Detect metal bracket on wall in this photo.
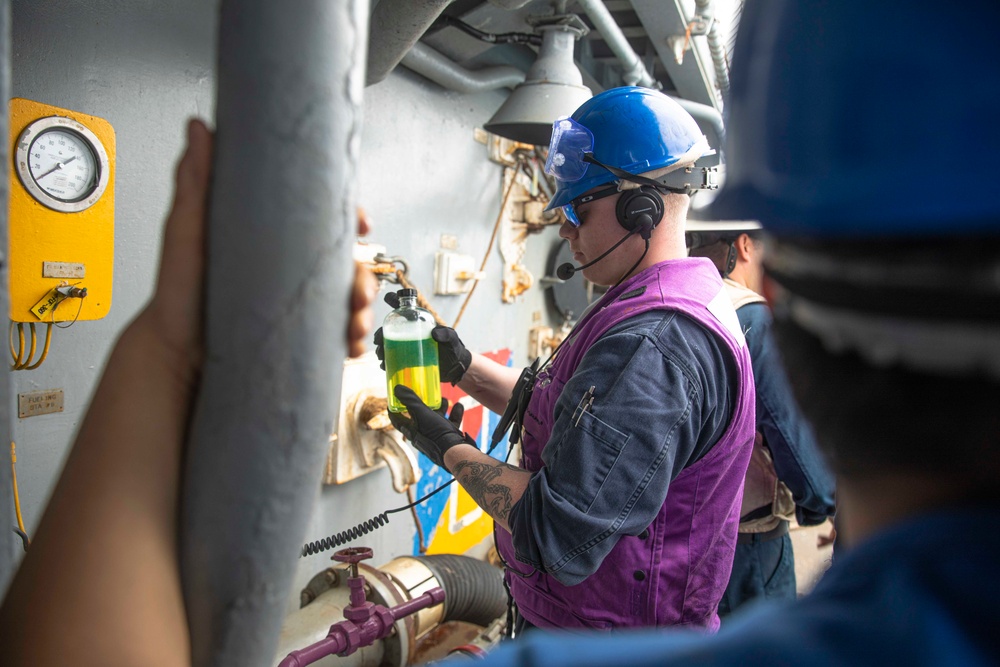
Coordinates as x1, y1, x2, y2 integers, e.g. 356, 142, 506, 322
325, 353, 420, 493
498, 169, 540, 304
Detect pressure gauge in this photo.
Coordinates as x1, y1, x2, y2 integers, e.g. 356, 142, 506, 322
15, 116, 111, 213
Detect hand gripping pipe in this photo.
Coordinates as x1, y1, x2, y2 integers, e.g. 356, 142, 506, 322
278, 548, 446, 667
179, 2, 368, 666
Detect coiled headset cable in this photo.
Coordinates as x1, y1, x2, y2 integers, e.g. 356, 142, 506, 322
301, 478, 456, 557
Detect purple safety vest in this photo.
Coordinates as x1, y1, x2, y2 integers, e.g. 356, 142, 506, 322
495, 258, 756, 631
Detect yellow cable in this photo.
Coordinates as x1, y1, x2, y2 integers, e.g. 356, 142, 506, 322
8, 321, 18, 367
11, 442, 28, 545
21, 322, 38, 370
8, 320, 54, 371
23, 323, 52, 371
11, 322, 27, 370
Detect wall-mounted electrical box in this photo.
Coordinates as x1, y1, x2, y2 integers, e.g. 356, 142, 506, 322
434, 251, 478, 296
9, 98, 116, 322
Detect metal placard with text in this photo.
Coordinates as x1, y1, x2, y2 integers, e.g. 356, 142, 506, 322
18, 389, 64, 418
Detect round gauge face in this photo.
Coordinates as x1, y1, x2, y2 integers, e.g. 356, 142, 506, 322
14, 116, 110, 213
27, 129, 99, 203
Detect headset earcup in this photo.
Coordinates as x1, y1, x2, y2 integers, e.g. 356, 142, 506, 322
616, 187, 664, 234
725, 242, 738, 276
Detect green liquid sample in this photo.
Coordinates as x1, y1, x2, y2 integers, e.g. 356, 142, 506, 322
384, 336, 441, 413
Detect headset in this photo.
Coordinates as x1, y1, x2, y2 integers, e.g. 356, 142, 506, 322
686, 229, 761, 278
615, 185, 664, 237
556, 184, 666, 281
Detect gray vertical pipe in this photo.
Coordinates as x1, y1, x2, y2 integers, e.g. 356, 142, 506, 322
180, 2, 369, 666
0, 0, 14, 599
576, 0, 656, 88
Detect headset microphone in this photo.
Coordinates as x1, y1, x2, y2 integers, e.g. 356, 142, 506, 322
556, 228, 639, 280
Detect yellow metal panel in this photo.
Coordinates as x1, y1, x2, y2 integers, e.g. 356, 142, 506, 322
425, 488, 496, 556
8, 98, 115, 322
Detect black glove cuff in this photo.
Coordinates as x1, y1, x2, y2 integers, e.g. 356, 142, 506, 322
443, 348, 472, 385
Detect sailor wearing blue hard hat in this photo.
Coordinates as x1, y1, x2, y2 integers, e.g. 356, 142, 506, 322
386, 84, 760, 634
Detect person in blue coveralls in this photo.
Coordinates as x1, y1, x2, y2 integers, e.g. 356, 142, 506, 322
464, 0, 1000, 664
686, 219, 836, 615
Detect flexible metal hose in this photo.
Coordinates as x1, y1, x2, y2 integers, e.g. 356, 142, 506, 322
414, 555, 507, 627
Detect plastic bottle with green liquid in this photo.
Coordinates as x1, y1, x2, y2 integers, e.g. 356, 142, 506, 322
383, 288, 442, 413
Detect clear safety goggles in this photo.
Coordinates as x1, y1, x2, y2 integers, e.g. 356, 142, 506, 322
545, 116, 612, 226
545, 116, 595, 183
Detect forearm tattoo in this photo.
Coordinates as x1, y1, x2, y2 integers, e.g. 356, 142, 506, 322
452, 460, 520, 523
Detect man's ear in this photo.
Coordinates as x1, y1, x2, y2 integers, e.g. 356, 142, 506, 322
736, 233, 755, 262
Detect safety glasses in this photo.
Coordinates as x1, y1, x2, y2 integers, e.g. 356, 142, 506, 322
561, 185, 620, 226
545, 116, 595, 183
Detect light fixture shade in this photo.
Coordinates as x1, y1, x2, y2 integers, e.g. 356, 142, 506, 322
485, 80, 593, 145
484, 21, 592, 145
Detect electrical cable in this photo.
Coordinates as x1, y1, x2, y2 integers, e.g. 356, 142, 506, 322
16, 323, 25, 368
7, 322, 15, 364
22, 323, 38, 370
11, 322, 27, 371
13, 322, 38, 371
23, 323, 53, 371
9, 321, 54, 371
614, 238, 650, 291
453, 162, 523, 329
11, 442, 29, 549
8, 321, 24, 369
407, 485, 427, 554
434, 14, 542, 46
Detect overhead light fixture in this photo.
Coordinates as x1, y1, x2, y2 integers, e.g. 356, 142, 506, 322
484, 14, 592, 146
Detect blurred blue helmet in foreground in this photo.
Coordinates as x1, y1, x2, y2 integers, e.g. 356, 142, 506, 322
713, 0, 1000, 379
545, 87, 712, 211
708, 0, 1000, 238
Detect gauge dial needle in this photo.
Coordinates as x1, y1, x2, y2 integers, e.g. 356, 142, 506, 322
36, 155, 78, 181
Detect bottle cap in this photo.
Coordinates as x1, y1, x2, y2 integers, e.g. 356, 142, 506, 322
396, 288, 417, 298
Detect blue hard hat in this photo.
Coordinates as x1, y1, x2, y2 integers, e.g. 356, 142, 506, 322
545, 87, 710, 210
708, 0, 1000, 238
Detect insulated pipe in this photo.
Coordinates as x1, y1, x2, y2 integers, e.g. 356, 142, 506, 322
401, 42, 526, 93
0, 0, 13, 599
695, 0, 730, 96
179, 2, 368, 666
367, 0, 456, 86
575, 0, 656, 88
